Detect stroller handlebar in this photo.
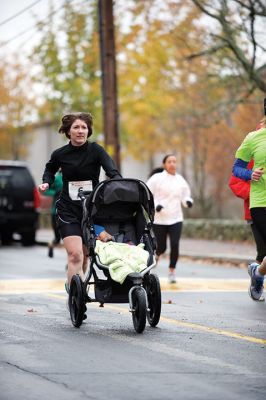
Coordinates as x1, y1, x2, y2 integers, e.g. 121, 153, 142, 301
78, 188, 92, 201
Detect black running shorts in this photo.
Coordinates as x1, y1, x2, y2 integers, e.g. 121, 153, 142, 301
56, 199, 83, 239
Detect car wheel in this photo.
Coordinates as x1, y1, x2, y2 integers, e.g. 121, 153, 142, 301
21, 230, 36, 246
1, 230, 13, 245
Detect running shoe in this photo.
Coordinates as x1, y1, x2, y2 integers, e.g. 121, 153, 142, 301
168, 272, 176, 284
248, 263, 264, 300
258, 294, 265, 302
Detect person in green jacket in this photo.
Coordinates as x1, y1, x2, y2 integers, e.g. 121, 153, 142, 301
43, 170, 63, 257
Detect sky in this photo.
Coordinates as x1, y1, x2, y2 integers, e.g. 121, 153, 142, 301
0, 0, 71, 61
1, 1, 265, 73
0, 0, 130, 64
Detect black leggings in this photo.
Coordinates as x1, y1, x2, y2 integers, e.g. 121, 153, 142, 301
153, 222, 183, 269
250, 208, 266, 261
250, 221, 266, 262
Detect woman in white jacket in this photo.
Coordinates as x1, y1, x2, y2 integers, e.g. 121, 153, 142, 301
147, 154, 193, 283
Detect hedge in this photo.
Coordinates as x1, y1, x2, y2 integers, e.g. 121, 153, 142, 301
182, 219, 253, 242
39, 211, 253, 242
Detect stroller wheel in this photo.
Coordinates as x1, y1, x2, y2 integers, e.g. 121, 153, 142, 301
131, 287, 146, 333
69, 275, 85, 328
145, 273, 161, 327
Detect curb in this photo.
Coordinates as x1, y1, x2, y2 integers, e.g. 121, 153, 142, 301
180, 253, 253, 266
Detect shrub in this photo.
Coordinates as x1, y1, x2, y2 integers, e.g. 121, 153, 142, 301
182, 219, 253, 242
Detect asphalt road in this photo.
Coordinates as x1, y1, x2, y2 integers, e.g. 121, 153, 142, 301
0, 244, 265, 400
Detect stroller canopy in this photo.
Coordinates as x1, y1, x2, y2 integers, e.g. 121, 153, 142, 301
86, 178, 155, 222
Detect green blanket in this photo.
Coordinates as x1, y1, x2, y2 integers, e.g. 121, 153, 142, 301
95, 241, 149, 284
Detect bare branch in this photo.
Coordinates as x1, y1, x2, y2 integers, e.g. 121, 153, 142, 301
257, 42, 266, 52
190, 0, 221, 20
186, 43, 227, 60
233, 0, 266, 16
257, 63, 266, 73
189, 0, 266, 93
249, 2, 256, 70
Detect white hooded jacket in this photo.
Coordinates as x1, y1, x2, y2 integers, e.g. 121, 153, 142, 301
147, 170, 193, 225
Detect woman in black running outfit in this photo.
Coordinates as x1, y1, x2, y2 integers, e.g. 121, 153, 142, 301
38, 113, 121, 288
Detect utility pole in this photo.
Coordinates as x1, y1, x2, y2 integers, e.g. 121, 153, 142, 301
98, 0, 120, 170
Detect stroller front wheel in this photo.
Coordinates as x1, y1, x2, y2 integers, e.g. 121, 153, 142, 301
69, 274, 86, 328
145, 273, 161, 327
131, 287, 146, 333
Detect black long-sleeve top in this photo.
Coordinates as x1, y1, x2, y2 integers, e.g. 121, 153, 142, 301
42, 140, 121, 204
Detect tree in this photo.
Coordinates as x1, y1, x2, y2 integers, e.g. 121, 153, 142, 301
115, 1, 198, 162
114, 0, 265, 216
31, 1, 102, 134
20, 0, 265, 217
189, 0, 266, 95
0, 60, 36, 159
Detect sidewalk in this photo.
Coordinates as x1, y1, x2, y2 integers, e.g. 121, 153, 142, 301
36, 229, 257, 265
180, 238, 256, 264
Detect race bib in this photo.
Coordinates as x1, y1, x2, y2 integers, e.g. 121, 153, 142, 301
68, 180, 93, 201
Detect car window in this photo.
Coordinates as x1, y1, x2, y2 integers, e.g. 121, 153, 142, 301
0, 167, 34, 191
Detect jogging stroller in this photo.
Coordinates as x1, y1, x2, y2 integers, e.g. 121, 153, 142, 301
68, 178, 161, 333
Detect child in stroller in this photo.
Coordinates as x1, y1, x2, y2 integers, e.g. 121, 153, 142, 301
94, 224, 113, 242
68, 178, 162, 333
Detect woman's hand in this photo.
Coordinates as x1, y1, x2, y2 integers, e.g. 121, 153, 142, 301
38, 183, 49, 192
251, 167, 264, 181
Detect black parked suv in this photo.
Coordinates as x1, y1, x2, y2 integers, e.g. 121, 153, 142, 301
0, 160, 40, 246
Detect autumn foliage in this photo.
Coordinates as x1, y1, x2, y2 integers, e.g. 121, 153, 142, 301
0, 0, 265, 217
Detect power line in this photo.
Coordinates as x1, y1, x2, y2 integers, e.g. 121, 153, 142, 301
0, 2, 66, 48
0, 0, 88, 49
0, 0, 43, 27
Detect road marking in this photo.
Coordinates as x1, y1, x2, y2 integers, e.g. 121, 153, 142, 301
160, 277, 249, 292
43, 293, 266, 346
160, 315, 266, 345
0, 279, 66, 294
0, 277, 249, 294
102, 304, 266, 345
2, 278, 264, 344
